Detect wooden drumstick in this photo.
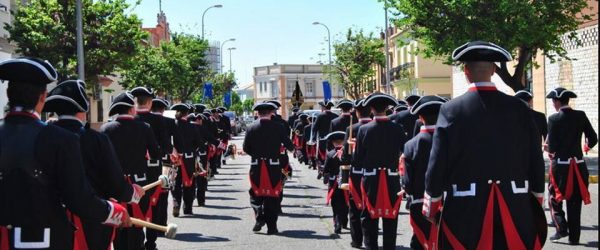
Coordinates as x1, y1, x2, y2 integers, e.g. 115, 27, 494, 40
130, 218, 177, 239
142, 175, 169, 191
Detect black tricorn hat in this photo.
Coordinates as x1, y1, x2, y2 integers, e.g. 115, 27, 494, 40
394, 104, 408, 112
203, 111, 212, 117
514, 90, 534, 102
217, 106, 227, 113
335, 99, 354, 110
266, 100, 281, 108
194, 104, 207, 113
546, 87, 577, 99
318, 100, 334, 108
324, 131, 346, 141
108, 92, 135, 116
186, 113, 198, 122
452, 41, 513, 62
170, 103, 191, 113
410, 95, 447, 116
397, 99, 408, 106
298, 113, 308, 120
364, 92, 398, 109
130, 86, 155, 98
43, 80, 89, 113
404, 95, 421, 106
253, 102, 278, 111
292, 107, 300, 112
152, 98, 170, 110
197, 113, 209, 121
0, 57, 58, 85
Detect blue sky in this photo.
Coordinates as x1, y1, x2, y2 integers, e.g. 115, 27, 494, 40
127, 0, 387, 86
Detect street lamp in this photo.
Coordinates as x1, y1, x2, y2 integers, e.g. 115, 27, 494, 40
76, 0, 84, 80
312, 22, 331, 66
220, 38, 236, 73
201, 4, 223, 39
227, 47, 236, 73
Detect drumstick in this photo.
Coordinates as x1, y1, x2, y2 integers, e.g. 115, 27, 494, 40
142, 175, 169, 191
130, 218, 177, 239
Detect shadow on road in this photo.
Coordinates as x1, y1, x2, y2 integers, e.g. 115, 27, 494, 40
174, 233, 230, 243
208, 184, 232, 187
551, 241, 598, 248
283, 193, 321, 199
276, 230, 337, 240
203, 204, 249, 210
186, 214, 242, 221
284, 185, 319, 190
281, 212, 324, 219
208, 189, 243, 193
214, 178, 243, 181
206, 196, 237, 201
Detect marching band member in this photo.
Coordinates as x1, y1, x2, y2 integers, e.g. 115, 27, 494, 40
546, 87, 597, 245
391, 95, 420, 139
424, 41, 546, 249
515, 90, 548, 142
311, 100, 338, 179
323, 131, 350, 234
101, 92, 161, 249
330, 99, 354, 132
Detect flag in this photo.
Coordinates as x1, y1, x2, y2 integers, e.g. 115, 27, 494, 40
322, 80, 332, 102
291, 81, 304, 107
223, 91, 232, 108
203, 82, 213, 100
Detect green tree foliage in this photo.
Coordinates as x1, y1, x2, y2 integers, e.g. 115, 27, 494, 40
190, 72, 237, 107
385, 0, 594, 91
6, 0, 144, 87
121, 33, 210, 102
242, 98, 254, 113
330, 28, 385, 99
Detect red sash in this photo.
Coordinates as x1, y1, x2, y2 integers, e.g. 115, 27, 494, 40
410, 213, 438, 250
348, 176, 363, 209
179, 158, 194, 188
476, 183, 528, 250
361, 169, 402, 219
249, 160, 283, 197
325, 180, 350, 206
66, 210, 89, 250
550, 158, 591, 204
122, 177, 151, 224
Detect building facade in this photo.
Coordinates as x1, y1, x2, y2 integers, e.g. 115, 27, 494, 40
253, 64, 344, 117
377, 27, 453, 100
0, 0, 18, 117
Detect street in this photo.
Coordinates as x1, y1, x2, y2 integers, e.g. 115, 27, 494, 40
156, 134, 599, 250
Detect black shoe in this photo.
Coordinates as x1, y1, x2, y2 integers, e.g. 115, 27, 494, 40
197, 200, 205, 207
252, 221, 265, 232
183, 207, 193, 215
550, 232, 568, 242
568, 241, 579, 245
172, 207, 180, 217
342, 224, 349, 230
350, 242, 362, 249
334, 224, 342, 234
222, 160, 226, 165
267, 228, 279, 235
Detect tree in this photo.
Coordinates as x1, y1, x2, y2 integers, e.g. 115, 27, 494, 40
330, 28, 385, 99
192, 72, 237, 107
242, 98, 254, 113
121, 33, 210, 102
6, 0, 145, 88
385, 0, 594, 91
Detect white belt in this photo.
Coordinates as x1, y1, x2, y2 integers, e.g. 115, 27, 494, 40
184, 153, 194, 159
133, 174, 147, 182
251, 158, 280, 166
511, 180, 529, 194
328, 175, 337, 181
14, 227, 50, 249
452, 183, 476, 197
147, 160, 160, 167
198, 151, 207, 156
351, 167, 364, 174
410, 196, 424, 204
557, 157, 584, 164
161, 154, 169, 161
362, 168, 398, 176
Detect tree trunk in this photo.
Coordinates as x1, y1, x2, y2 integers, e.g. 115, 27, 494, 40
494, 46, 533, 92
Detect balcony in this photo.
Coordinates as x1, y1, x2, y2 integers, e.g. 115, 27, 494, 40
390, 62, 415, 82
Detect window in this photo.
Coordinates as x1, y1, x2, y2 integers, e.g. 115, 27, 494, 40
305, 80, 314, 97
286, 80, 295, 96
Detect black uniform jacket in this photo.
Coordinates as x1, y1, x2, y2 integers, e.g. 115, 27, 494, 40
354, 117, 407, 218
54, 118, 133, 202
425, 88, 546, 249
288, 113, 298, 129
402, 128, 433, 200
100, 116, 160, 183
330, 114, 352, 133
311, 111, 338, 141
547, 107, 597, 160
391, 110, 418, 139
531, 109, 548, 141
1, 114, 109, 242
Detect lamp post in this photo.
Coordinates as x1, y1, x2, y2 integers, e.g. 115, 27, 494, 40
76, 0, 84, 80
312, 22, 331, 66
201, 4, 222, 39
384, 5, 391, 94
227, 47, 236, 73
220, 38, 235, 73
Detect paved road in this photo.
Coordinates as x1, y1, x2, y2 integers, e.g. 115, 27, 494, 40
157, 135, 598, 249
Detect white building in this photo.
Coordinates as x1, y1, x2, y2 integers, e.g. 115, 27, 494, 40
253, 64, 344, 118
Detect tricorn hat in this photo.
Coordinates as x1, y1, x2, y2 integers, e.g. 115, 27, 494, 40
336, 99, 354, 110
318, 100, 334, 109
404, 95, 421, 106
43, 80, 89, 114
130, 86, 155, 98
514, 90, 534, 102
194, 104, 207, 113
546, 87, 577, 99
364, 92, 398, 109
0, 57, 58, 85
152, 98, 170, 110
253, 102, 278, 111
323, 131, 346, 141
266, 100, 281, 108
108, 92, 135, 116
394, 104, 408, 112
170, 103, 191, 113
452, 41, 513, 62
410, 95, 447, 116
